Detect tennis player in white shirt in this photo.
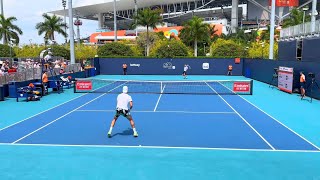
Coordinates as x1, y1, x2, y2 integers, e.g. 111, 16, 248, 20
108, 86, 138, 137
183, 64, 189, 79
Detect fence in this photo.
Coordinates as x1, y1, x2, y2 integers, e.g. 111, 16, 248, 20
280, 19, 320, 38
0, 63, 81, 85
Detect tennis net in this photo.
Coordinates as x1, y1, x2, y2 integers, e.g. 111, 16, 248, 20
74, 79, 253, 95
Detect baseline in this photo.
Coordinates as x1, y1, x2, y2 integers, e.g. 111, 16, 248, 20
0, 143, 319, 153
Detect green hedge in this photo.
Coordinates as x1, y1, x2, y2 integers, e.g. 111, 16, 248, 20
211, 39, 247, 58
97, 42, 133, 56
150, 40, 189, 58
0, 44, 15, 57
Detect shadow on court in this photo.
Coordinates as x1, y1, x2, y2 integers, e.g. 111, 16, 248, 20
110, 128, 133, 138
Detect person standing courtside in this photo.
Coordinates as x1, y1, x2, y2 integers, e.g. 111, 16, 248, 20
42, 70, 48, 95
227, 65, 233, 76
122, 63, 127, 75
300, 71, 306, 99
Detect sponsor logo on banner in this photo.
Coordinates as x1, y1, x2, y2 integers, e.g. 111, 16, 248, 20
163, 62, 175, 69
233, 82, 250, 92
279, 66, 293, 72
202, 63, 209, 70
130, 64, 140, 67
76, 81, 92, 90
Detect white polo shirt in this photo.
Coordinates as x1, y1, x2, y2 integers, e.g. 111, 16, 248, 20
116, 93, 132, 110
184, 66, 188, 71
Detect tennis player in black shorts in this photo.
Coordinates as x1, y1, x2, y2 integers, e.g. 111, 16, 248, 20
182, 64, 188, 79
107, 86, 138, 137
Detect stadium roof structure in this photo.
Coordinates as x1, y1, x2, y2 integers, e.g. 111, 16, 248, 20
51, 0, 195, 19
49, 0, 246, 30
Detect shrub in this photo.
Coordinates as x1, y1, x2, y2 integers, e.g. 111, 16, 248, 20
210, 39, 247, 58
97, 42, 133, 56
14, 45, 43, 58
150, 39, 189, 58
248, 42, 278, 59
75, 45, 97, 60
40, 45, 70, 59
129, 45, 143, 56
0, 44, 15, 57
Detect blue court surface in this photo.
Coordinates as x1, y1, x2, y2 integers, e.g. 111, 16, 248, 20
0, 75, 320, 180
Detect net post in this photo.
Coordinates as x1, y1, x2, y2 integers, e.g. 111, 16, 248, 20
74, 79, 77, 93
250, 80, 253, 95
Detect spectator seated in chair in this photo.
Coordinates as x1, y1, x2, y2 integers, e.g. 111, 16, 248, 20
17, 83, 41, 101
60, 76, 74, 88
27, 83, 41, 101
67, 76, 75, 83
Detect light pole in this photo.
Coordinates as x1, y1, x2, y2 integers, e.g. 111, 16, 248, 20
113, 0, 117, 42
0, 0, 3, 15
9, 39, 16, 65
302, 6, 309, 34
268, 0, 275, 60
311, 0, 317, 32
62, 0, 67, 44
68, 0, 75, 64
134, 0, 138, 37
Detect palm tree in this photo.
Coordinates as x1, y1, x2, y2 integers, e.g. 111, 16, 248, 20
0, 15, 23, 44
282, 8, 311, 28
133, 8, 163, 56
35, 13, 67, 43
209, 25, 218, 42
179, 16, 210, 57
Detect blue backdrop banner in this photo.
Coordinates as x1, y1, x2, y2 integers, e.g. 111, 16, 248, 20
99, 58, 243, 76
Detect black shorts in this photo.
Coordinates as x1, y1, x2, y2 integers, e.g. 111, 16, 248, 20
114, 108, 132, 119
183, 71, 187, 75
300, 82, 306, 88
123, 68, 127, 72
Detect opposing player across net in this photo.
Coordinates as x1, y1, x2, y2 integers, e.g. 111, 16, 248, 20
74, 79, 253, 95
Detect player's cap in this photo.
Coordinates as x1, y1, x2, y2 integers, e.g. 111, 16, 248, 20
123, 86, 128, 93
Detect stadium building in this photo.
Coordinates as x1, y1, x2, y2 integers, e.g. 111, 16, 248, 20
50, 0, 317, 44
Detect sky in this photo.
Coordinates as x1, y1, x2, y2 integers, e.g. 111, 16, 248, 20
3, 0, 107, 45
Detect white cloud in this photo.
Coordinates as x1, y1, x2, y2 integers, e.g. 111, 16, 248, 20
2, 0, 97, 45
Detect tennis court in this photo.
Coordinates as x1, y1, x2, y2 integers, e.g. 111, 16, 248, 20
0, 75, 320, 179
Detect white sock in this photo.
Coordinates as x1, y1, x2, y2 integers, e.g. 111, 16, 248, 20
108, 127, 113, 133
133, 128, 137, 133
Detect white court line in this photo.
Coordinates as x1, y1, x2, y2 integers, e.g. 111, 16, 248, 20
75, 109, 236, 114
154, 85, 166, 112
11, 82, 128, 144
0, 143, 319, 153
0, 94, 88, 132
205, 82, 276, 150
0, 81, 118, 133
218, 82, 320, 151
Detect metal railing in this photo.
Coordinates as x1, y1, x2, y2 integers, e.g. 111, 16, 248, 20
280, 19, 320, 38
0, 63, 81, 85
